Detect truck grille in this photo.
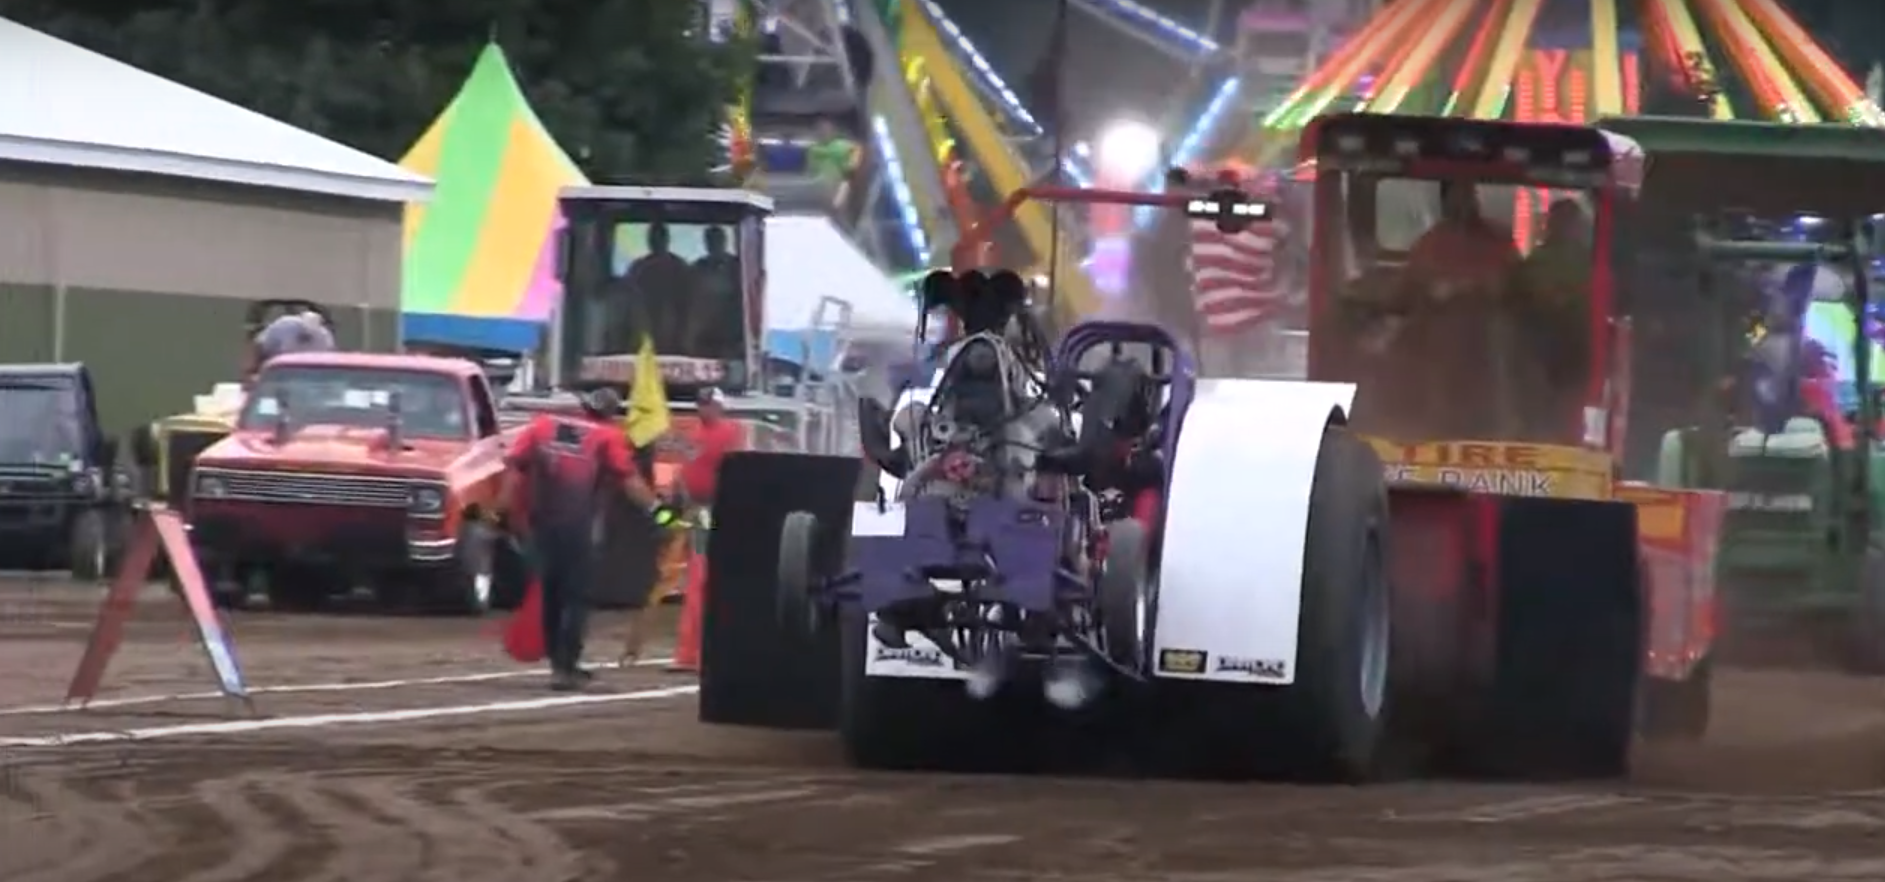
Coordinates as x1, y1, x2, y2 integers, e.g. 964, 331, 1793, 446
162, 429, 228, 503
0, 469, 64, 499
194, 468, 417, 509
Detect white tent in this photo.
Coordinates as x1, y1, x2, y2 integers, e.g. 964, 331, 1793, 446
765, 214, 916, 334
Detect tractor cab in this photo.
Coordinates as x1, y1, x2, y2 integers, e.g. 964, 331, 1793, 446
1596, 116, 1885, 657
1305, 114, 1643, 498
551, 185, 773, 396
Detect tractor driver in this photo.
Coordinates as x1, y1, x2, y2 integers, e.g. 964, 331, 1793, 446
1513, 198, 1595, 438
1402, 180, 1521, 303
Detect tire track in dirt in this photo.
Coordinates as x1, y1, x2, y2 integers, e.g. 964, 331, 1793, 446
1, 759, 163, 882
1, 744, 590, 882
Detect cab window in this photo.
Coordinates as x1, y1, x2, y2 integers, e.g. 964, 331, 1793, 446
594, 220, 746, 363
1317, 172, 1595, 443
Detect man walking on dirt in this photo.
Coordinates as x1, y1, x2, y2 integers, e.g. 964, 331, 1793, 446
501, 388, 680, 690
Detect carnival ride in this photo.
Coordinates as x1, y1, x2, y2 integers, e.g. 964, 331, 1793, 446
747, 0, 1309, 325
1244, 0, 1881, 159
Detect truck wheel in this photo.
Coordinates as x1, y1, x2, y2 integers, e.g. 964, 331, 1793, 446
776, 511, 821, 631
1638, 655, 1713, 741
67, 509, 111, 582
426, 522, 496, 616
488, 535, 530, 611
1847, 548, 1885, 674
1097, 518, 1150, 672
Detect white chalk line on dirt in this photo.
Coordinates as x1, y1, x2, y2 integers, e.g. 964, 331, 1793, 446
0, 683, 701, 748
0, 656, 678, 716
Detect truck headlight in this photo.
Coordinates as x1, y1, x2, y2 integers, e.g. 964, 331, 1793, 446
196, 474, 228, 498
70, 472, 96, 496
409, 485, 445, 515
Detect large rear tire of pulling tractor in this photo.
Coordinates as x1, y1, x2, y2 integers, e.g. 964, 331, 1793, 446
1150, 427, 1397, 782
1274, 427, 1398, 781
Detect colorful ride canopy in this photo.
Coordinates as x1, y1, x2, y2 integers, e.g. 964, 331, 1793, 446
399, 42, 588, 353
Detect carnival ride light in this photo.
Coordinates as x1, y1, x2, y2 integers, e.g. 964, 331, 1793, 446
1692, 0, 1818, 122
873, 115, 933, 265
918, 0, 1042, 134
1470, 0, 1544, 120
1590, 0, 1625, 115
1442, 0, 1512, 116
1361, 1, 1477, 114
1082, 0, 1220, 58
1740, 0, 1885, 125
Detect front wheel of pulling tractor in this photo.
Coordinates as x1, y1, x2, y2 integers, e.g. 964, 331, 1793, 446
776, 510, 826, 632
1096, 518, 1152, 674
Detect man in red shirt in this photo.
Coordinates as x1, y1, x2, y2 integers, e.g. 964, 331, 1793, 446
1394, 181, 1523, 435
501, 388, 678, 690
680, 387, 747, 507
1403, 181, 1520, 304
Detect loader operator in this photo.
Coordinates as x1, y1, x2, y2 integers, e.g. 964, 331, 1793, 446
500, 388, 681, 691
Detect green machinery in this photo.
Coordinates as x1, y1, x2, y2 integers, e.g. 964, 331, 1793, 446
1599, 116, 1885, 670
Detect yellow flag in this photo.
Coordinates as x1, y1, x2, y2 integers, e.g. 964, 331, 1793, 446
625, 335, 671, 447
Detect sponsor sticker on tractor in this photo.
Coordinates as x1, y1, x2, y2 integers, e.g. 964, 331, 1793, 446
874, 646, 946, 668
1368, 439, 1613, 500
1157, 648, 1206, 674
1214, 656, 1289, 680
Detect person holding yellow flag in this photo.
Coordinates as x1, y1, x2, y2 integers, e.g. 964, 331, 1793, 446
618, 335, 679, 664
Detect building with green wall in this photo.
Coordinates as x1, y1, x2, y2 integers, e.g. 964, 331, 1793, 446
0, 18, 434, 439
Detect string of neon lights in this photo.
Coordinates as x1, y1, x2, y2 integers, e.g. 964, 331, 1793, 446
871, 114, 933, 264
1691, 0, 1808, 121
1082, 0, 1220, 57
1360, 0, 1464, 112
1471, 0, 1545, 119
1589, 0, 1625, 115
916, 0, 1042, 134
1258, 0, 1410, 130
1442, 0, 1514, 115
1739, 0, 1885, 125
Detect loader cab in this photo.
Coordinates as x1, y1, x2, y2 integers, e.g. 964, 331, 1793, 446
551, 186, 773, 394
1304, 114, 1641, 460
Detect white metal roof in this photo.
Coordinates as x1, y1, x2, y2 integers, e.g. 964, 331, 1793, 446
0, 17, 432, 203
562, 184, 774, 211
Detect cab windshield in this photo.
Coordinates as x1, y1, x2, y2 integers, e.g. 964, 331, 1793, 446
240, 366, 471, 439
579, 220, 746, 363
1316, 172, 1598, 442
0, 380, 84, 463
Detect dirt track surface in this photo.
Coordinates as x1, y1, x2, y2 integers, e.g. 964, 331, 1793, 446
6, 580, 1885, 881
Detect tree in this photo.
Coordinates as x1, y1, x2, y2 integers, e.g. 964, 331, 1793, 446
0, 0, 752, 181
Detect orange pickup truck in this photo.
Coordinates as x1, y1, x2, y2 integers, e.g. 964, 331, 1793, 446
187, 352, 520, 613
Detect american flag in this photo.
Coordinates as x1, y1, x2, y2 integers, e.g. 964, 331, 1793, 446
1189, 214, 1284, 334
